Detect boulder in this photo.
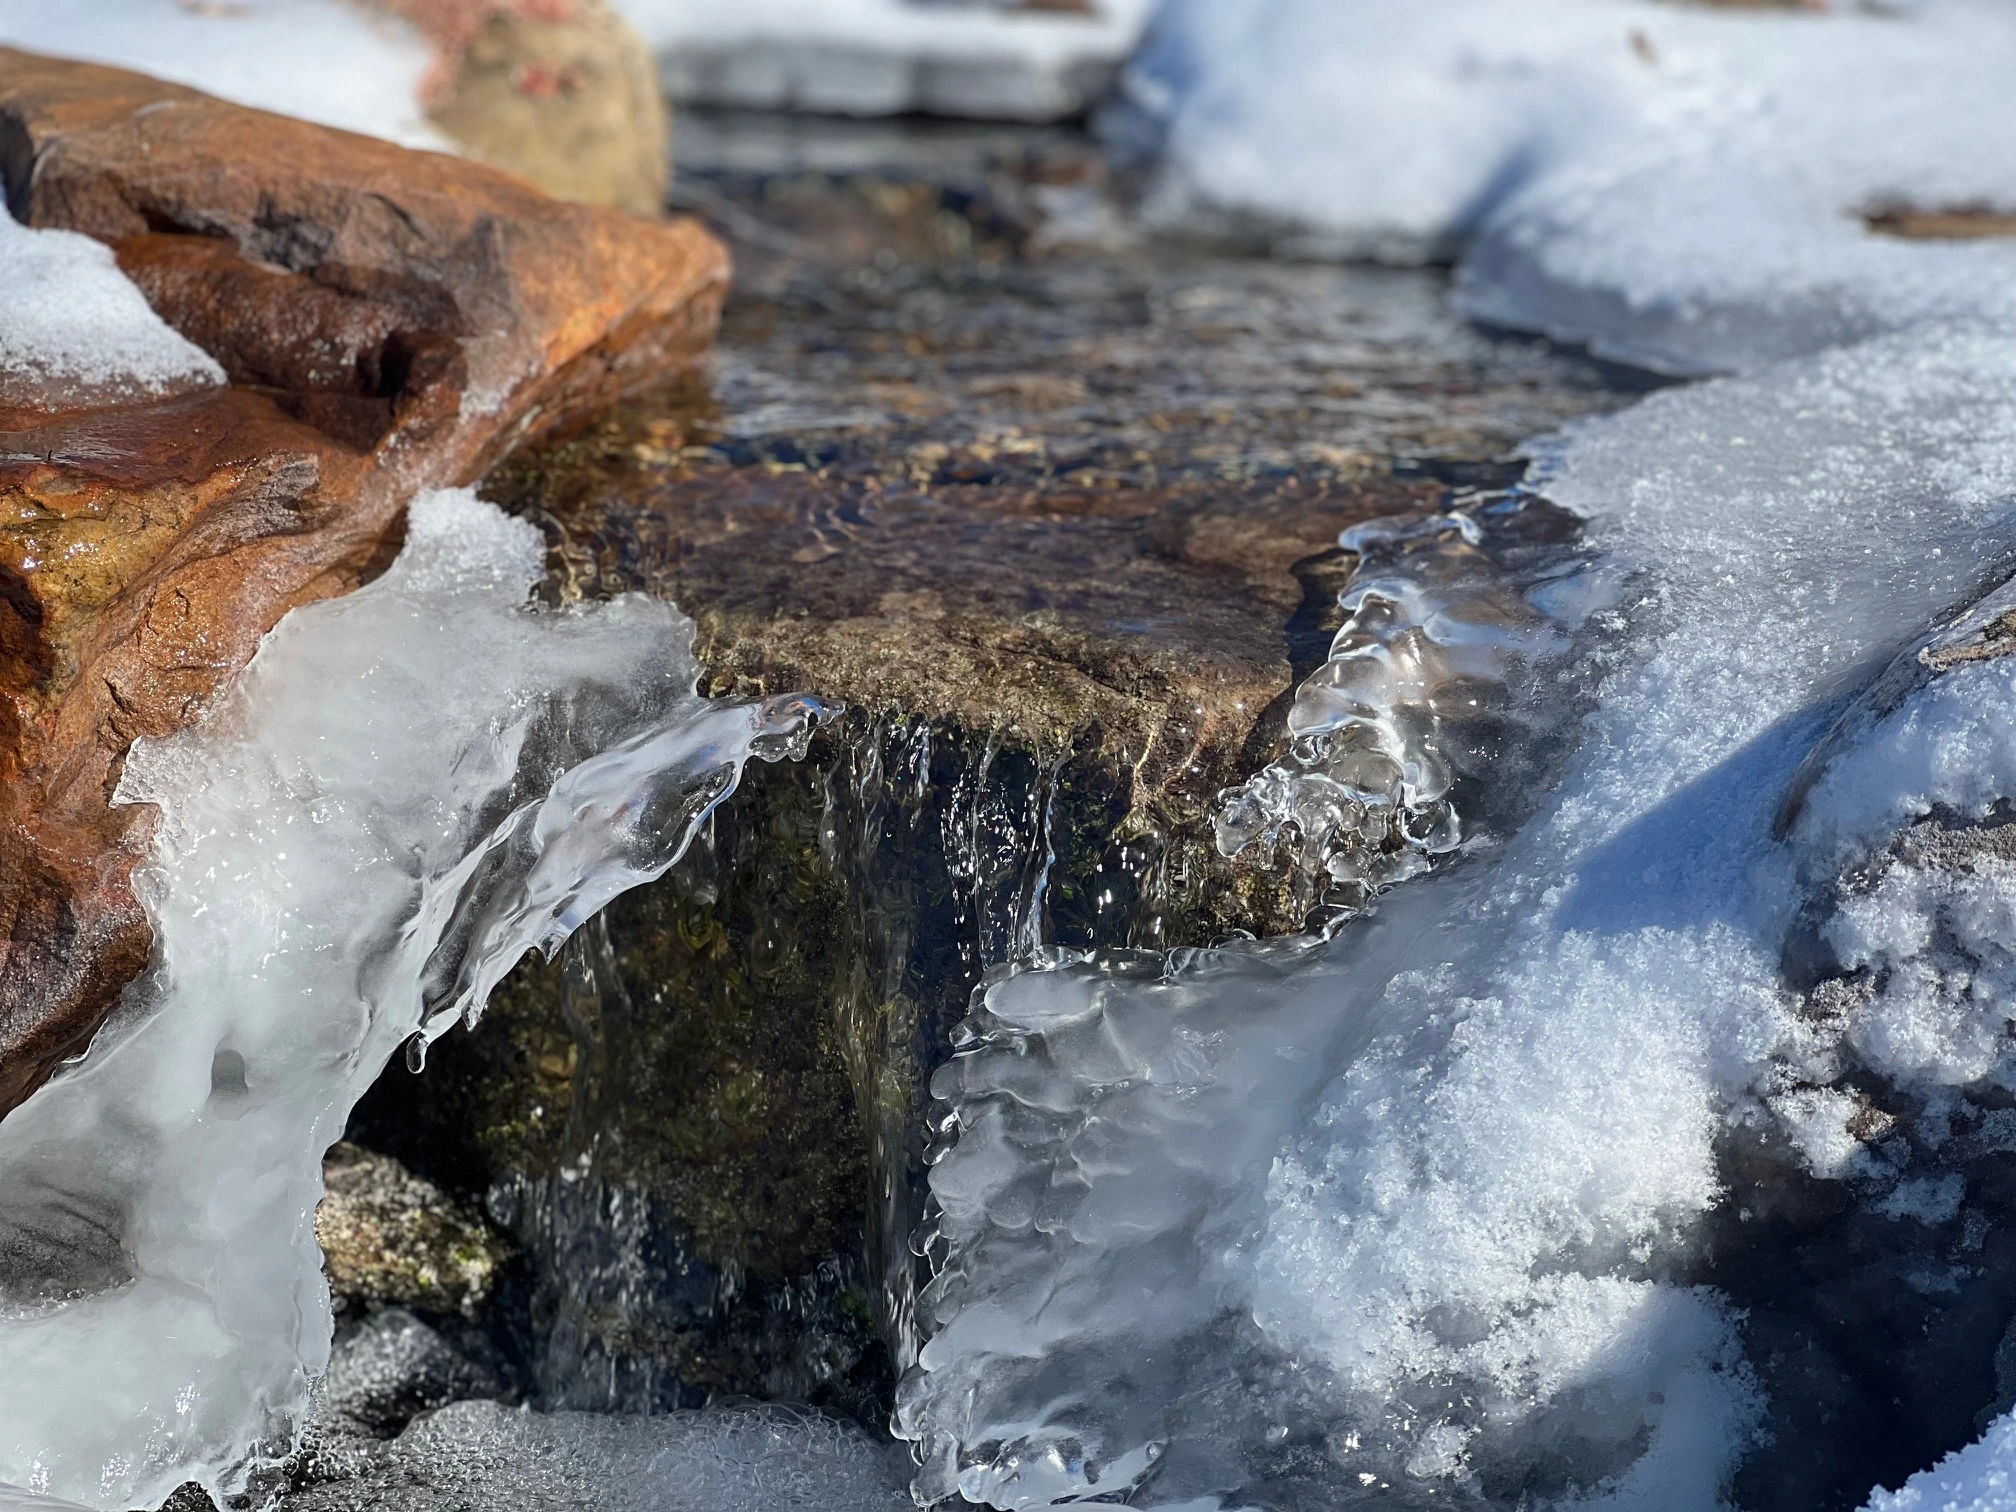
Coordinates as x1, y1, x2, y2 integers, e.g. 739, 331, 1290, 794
0, 49, 730, 1118
372, 0, 671, 215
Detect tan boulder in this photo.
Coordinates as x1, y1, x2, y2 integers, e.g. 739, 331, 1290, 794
372, 0, 671, 216
0, 48, 730, 1118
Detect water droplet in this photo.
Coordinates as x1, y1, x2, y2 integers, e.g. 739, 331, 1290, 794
405, 1033, 428, 1074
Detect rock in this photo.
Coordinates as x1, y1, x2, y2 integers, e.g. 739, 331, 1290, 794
0, 48, 730, 1118
348, 115, 1629, 1413
373, 0, 671, 215
317, 1144, 512, 1318
1865, 201, 2016, 240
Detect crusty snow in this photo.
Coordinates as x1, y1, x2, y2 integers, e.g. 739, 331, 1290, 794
1128, 0, 2016, 373
0, 202, 223, 410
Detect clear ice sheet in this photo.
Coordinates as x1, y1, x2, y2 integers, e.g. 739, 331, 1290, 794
1122, 0, 2016, 374
0, 491, 821, 1509
895, 326, 2016, 1509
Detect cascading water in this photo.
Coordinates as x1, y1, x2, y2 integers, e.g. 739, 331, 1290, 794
0, 490, 824, 1509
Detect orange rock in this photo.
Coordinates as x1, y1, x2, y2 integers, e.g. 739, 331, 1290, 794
0, 48, 730, 1117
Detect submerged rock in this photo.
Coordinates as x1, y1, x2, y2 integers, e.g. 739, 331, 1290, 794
0, 49, 729, 1118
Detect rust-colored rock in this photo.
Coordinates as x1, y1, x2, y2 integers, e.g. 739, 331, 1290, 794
0, 48, 730, 1118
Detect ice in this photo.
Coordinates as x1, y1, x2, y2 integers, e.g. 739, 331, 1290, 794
1212, 493, 1605, 922
282, 1397, 911, 1511
626, 0, 1156, 120
1122, 0, 2016, 373
896, 327, 2016, 1508
0, 490, 823, 1510
279, 1308, 911, 1511
0, 200, 223, 411
0, 0, 445, 148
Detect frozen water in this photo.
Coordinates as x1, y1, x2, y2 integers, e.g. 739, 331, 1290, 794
1213, 492, 1604, 921
0, 0, 445, 148
0, 490, 822, 1509
1122, 0, 2016, 373
0, 200, 223, 411
280, 1308, 910, 1510
628, 0, 1156, 120
896, 326, 2016, 1508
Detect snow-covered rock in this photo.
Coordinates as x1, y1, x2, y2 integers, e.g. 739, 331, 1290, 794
1126, 0, 2016, 373
0, 0, 444, 147
630, 0, 1156, 120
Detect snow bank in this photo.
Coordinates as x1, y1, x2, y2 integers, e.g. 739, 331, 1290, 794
627, 0, 1155, 120
0, 0, 444, 148
0, 491, 821, 1509
1127, 0, 2016, 373
0, 202, 222, 410
1866, 1412, 2016, 1512
897, 325, 2016, 1508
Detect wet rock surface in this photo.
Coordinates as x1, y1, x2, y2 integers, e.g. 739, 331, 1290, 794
318, 1143, 514, 1321
0, 49, 728, 1118
347, 111, 1640, 1436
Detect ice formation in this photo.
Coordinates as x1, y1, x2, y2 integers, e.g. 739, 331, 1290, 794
896, 328, 2016, 1508
1212, 493, 1603, 920
626, 0, 1156, 120
0, 490, 823, 1509
285, 1308, 912, 1512
1123, 0, 2016, 373
0, 200, 223, 410
0, 0, 444, 148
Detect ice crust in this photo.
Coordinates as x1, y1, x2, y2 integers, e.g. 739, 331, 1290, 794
627, 0, 1156, 120
896, 328, 2016, 1509
0, 491, 821, 1509
0, 0, 445, 148
1123, 0, 2016, 374
0, 201, 223, 411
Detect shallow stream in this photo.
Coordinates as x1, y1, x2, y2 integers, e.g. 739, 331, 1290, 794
8, 82, 2016, 1512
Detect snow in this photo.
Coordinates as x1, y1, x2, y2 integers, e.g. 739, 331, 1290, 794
897, 327, 2016, 1508
1866, 1413, 2016, 1512
627, 0, 1157, 120
1125, 0, 2016, 373
0, 491, 822, 1510
0, 0, 445, 149
0, 201, 222, 410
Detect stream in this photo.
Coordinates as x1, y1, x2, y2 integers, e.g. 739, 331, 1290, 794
7, 30, 2016, 1512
